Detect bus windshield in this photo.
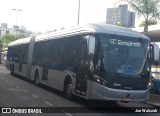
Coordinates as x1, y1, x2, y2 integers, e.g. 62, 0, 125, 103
98, 34, 149, 76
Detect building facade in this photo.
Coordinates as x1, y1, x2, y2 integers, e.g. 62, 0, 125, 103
0, 23, 32, 37
107, 4, 135, 27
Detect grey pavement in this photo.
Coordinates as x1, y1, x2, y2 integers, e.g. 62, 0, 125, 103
148, 94, 160, 107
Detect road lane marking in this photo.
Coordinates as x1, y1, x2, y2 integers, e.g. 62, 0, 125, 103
0, 78, 5, 79
32, 94, 39, 99
44, 101, 53, 106
62, 111, 73, 116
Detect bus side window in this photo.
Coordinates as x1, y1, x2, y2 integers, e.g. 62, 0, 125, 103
20, 44, 28, 64
61, 36, 80, 71
49, 39, 64, 70
37, 42, 45, 66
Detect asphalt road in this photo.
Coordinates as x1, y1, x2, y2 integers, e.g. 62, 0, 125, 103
0, 65, 159, 116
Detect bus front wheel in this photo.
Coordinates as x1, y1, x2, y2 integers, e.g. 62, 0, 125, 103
34, 71, 39, 86
64, 80, 73, 99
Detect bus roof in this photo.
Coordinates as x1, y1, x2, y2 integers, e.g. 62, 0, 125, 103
8, 37, 31, 47
35, 23, 149, 42
8, 23, 149, 46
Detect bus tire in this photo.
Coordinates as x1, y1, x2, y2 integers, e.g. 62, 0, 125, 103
11, 65, 15, 76
150, 79, 156, 94
64, 78, 73, 99
34, 71, 39, 86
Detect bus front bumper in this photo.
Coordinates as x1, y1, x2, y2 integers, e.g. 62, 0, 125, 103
89, 82, 149, 102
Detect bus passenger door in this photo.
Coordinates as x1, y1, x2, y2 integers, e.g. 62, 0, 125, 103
42, 45, 50, 83
75, 39, 88, 96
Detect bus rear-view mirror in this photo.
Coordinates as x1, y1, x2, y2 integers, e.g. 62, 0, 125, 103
88, 35, 95, 55
150, 43, 159, 65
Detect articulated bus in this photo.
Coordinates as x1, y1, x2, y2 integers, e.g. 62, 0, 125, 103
6, 23, 159, 102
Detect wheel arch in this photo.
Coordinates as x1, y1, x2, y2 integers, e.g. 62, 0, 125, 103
63, 74, 73, 91
34, 68, 39, 80
34, 68, 40, 85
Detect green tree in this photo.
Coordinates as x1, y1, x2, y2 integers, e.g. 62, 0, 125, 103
139, 19, 158, 27
16, 34, 25, 40
0, 33, 25, 63
0, 34, 16, 44
119, 0, 160, 35
0, 39, 2, 45
0, 34, 25, 45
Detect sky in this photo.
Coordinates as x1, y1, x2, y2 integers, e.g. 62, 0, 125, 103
0, 0, 142, 33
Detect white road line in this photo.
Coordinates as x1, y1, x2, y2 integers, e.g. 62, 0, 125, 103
44, 101, 53, 106
32, 94, 39, 99
0, 78, 5, 79
62, 111, 73, 116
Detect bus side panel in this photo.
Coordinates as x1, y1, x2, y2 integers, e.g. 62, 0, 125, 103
14, 62, 19, 75
11, 63, 27, 77
30, 66, 43, 83
30, 66, 37, 81
37, 67, 43, 84
21, 64, 27, 77
48, 69, 66, 91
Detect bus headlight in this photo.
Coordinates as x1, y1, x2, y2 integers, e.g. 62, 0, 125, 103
147, 82, 152, 88
94, 78, 108, 86
97, 78, 100, 83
